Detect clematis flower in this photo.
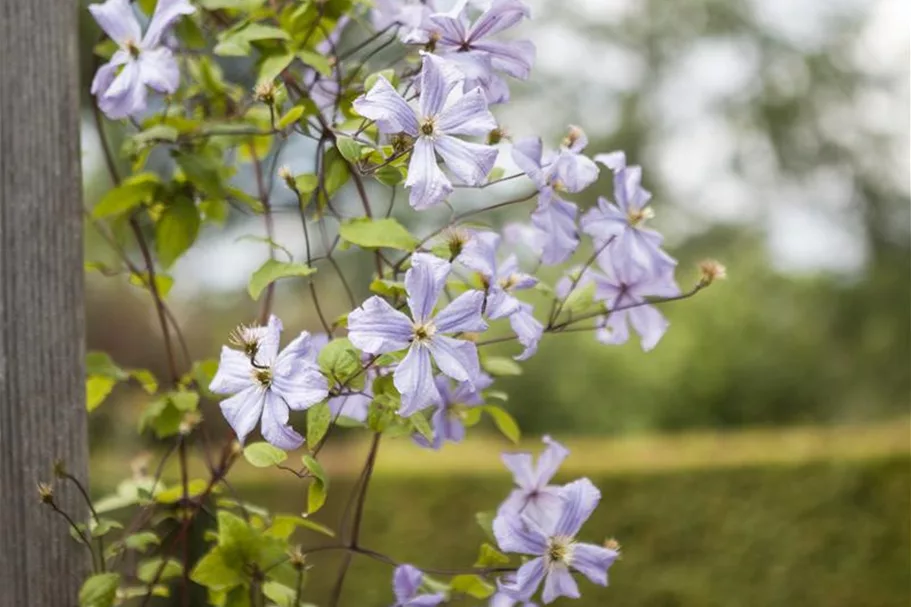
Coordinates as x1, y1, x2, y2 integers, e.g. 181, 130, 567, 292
589, 252, 681, 352
89, 0, 195, 119
347, 253, 487, 416
353, 52, 498, 209
581, 153, 677, 274
414, 373, 492, 450
209, 316, 329, 450
458, 231, 543, 359
491, 584, 538, 607
427, 0, 536, 103
511, 127, 600, 264
494, 479, 619, 604
498, 436, 568, 529
392, 564, 446, 606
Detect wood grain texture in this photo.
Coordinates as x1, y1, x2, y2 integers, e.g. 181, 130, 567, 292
0, 0, 89, 605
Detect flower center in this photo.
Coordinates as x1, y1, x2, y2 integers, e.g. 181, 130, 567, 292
420, 117, 436, 137
252, 368, 273, 388
412, 320, 437, 344
229, 324, 260, 359
627, 206, 655, 227
124, 39, 141, 58
498, 274, 519, 291
546, 536, 575, 566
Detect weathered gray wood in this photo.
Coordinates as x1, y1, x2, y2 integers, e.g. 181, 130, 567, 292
0, 0, 88, 605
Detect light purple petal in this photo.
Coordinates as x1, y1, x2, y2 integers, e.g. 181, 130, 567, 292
531, 194, 579, 266
458, 231, 500, 278
260, 391, 304, 450
434, 290, 487, 333
219, 386, 265, 445
406, 253, 451, 323
486, 288, 520, 320
509, 558, 546, 601
473, 39, 535, 79
419, 53, 462, 118
522, 487, 564, 531
627, 304, 670, 352
594, 150, 627, 171
571, 542, 619, 586
407, 594, 447, 607
393, 564, 423, 603
541, 566, 579, 604
327, 392, 371, 422
502, 452, 535, 488
428, 335, 481, 383
275, 331, 314, 365
434, 136, 499, 186
613, 165, 651, 213
88, 0, 141, 46
493, 513, 548, 555
395, 345, 440, 416
91, 53, 128, 96
353, 76, 419, 136
97, 60, 147, 119
251, 315, 283, 366
138, 47, 180, 93
552, 150, 598, 193
553, 478, 601, 538
509, 302, 543, 360
271, 360, 328, 411
347, 296, 414, 354
467, 0, 530, 40
511, 138, 545, 189
534, 436, 569, 486
143, 0, 195, 48
596, 310, 631, 346
429, 6, 469, 46
406, 138, 453, 209
580, 197, 628, 242
209, 347, 254, 394
436, 88, 497, 136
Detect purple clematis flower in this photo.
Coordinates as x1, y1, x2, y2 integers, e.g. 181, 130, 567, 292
427, 0, 536, 104
347, 253, 488, 416
209, 316, 329, 450
586, 252, 681, 351
458, 231, 543, 360
511, 127, 599, 265
494, 479, 619, 604
353, 52, 498, 209
89, 0, 195, 119
581, 152, 677, 274
491, 584, 538, 607
498, 436, 568, 529
414, 373, 492, 450
392, 564, 446, 606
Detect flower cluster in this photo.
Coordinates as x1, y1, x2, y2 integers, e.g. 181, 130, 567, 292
78, 0, 721, 604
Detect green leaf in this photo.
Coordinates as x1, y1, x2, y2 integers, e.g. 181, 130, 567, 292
267, 514, 335, 539
129, 369, 158, 394
307, 480, 327, 514
487, 166, 506, 182
258, 51, 294, 83
128, 272, 174, 298
243, 442, 288, 467
191, 547, 240, 592
474, 543, 510, 567
87, 375, 117, 412
562, 279, 599, 314
215, 22, 291, 56
92, 173, 160, 218
248, 259, 317, 300
155, 479, 209, 504
86, 351, 127, 378
306, 402, 331, 446
294, 174, 319, 194
263, 581, 298, 607
369, 278, 407, 298
410, 413, 434, 443
155, 197, 200, 268
339, 217, 418, 252
482, 405, 521, 444
277, 105, 305, 129
138, 558, 182, 583
132, 124, 180, 145
297, 49, 332, 77
176, 152, 227, 198
318, 338, 363, 387
481, 356, 523, 377
450, 574, 494, 599
79, 573, 121, 607
374, 165, 405, 186
124, 531, 161, 552
475, 511, 496, 542
364, 69, 398, 92
301, 455, 326, 485
335, 136, 363, 163
321, 147, 350, 202
90, 518, 123, 538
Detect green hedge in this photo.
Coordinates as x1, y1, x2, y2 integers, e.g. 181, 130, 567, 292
221, 456, 910, 606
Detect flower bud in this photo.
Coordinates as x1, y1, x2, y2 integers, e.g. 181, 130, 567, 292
53, 458, 67, 479
698, 259, 727, 286
562, 125, 585, 149
487, 127, 509, 145
278, 165, 296, 190
37, 482, 55, 505
253, 81, 278, 105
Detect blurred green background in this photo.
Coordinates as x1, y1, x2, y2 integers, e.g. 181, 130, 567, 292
80, 0, 910, 605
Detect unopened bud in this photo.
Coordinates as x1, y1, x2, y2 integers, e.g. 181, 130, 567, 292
390, 132, 415, 155
53, 458, 67, 479
278, 165, 295, 189
37, 482, 55, 504
179, 411, 203, 435
698, 259, 727, 286
289, 546, 306, 569
253, 81, 278, 105
562, 125, 585, 150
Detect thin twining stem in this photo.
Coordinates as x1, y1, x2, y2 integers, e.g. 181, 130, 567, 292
301, 544, 516, 578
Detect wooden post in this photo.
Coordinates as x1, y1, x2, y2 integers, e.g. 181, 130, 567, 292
0, 0, 88, 604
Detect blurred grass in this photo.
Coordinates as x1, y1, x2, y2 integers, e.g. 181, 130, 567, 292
92, 419, 910, 606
